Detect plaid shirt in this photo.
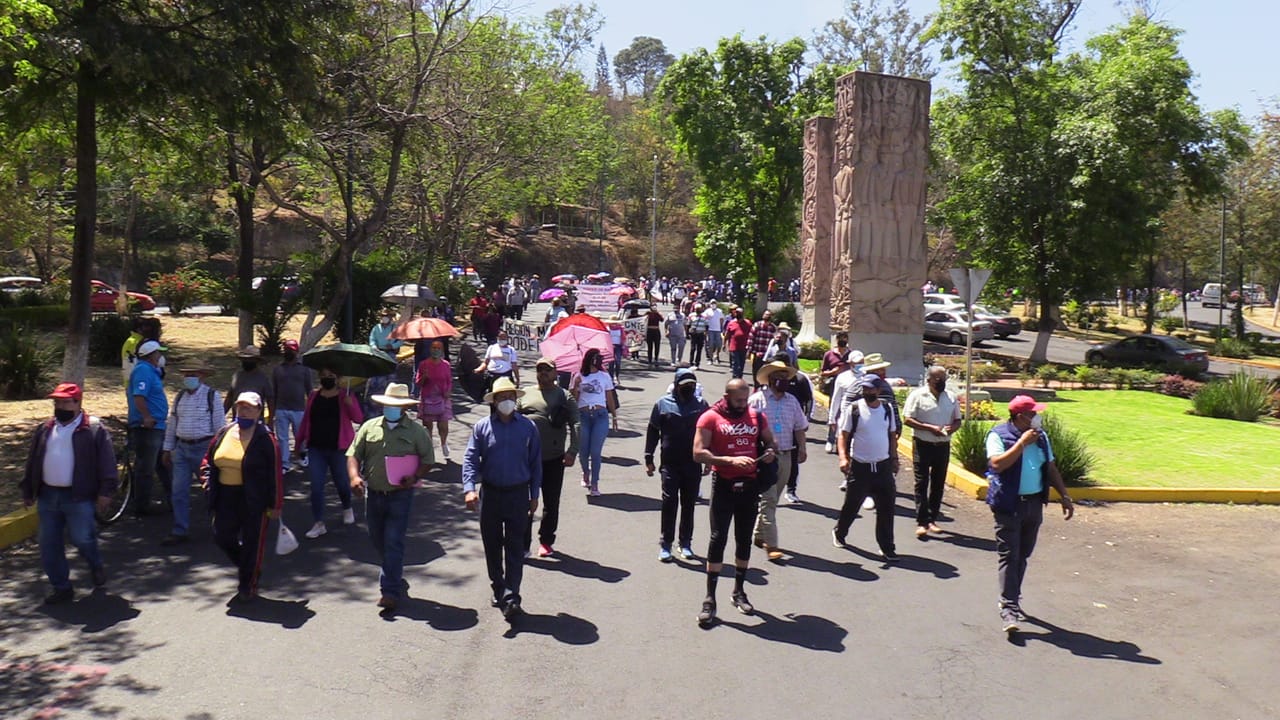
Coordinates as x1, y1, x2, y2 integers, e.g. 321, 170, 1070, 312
748, 388, 809, 451
747, 321, 776, 356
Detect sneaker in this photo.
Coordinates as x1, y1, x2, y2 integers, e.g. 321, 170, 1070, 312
916, 526, 928, 539
831, 529, 846, 548
502, 598, 522, 622
581, 473, 590, 489
298, 456, 308, 468
658, 545, 673, 563
91, 566, 107, 588
838, 479, 848, 492
44, 587, 74, 605
882, 550, 901, 563
1010, 604, 1028, 621
305, 521, 327, 539
1000, 608, 1020, 634
676, 546, 697, 561
342, 508, 356, 525
538, 544, 554, 558
441, 442, 452, 459
731, 591, 754, 615
697, 597, 717, 627
862, 496, 876, 511
783, 491, 799, 504
825, 441, 834, 454
589, 487, 601, 497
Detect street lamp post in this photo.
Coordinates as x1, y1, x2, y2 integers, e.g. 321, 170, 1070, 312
649, 153, 658, 281
1218, 196, 1226, 338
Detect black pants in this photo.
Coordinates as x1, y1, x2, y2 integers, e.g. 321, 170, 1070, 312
994, 497, 1044, 608
484, 370, 512, 395
913, 439, 951, 526
689, 333, 706, 367
645, 329, 661, 365
660, 462, 702, 548
706, 476, 760, 564
834, 459, 896, 555
786, 449, 801, 494
212, 486, 268, 595
480, 484, 529, 604
525, 458, 566, 549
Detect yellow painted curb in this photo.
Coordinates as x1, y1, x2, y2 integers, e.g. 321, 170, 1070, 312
0, 506, 38, 550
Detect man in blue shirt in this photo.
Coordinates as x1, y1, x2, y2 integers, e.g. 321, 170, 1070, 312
463, 377, 542, 621
128, 340, 168, 517
985, 395, 1075, 634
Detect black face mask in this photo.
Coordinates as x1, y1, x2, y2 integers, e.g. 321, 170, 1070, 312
677, 385, 695, 401
320, 377, 337, 390
241, 361, 258, 372
930, 380, 946, 393
770, 378, 788, 392
54, 408, 77, 424
283, 352, 297, 362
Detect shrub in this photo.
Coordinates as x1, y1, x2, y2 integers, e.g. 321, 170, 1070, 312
250, 267, 306, 355
1158, 316, 1180, 334
0, 304, 70, 328
798, 337, 830, 361
772, 302, 801, 332
969, 362, 1002, 382
149, 266, 211, 315
1074, 365, 1105, 389
964, 399, 999, 420
15, 288, 48, 307
1017, 370, 1032, 387
0, 323, 58, 399
1214, 337, 1252, 358
203, 274, 237, 316
1109, 367, 1131, 389
1128, 369, 1163, 389
950, 419, 996, 476
89, 315, 137, 366
1192, 371, 1271, 422
1035, 364, 1058, 388
1159, 374, 1203, 398
1040, 412, 1096, 486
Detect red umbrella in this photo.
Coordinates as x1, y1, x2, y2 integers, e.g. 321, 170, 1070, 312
390, 317, 461, 340
550, 313, 607, 335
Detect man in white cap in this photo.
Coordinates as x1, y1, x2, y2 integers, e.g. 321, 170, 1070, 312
128, 339, 168, 516
749, 361, 808, 562
463, 377, 542, 621
827, 349, 865, 455
347, 383, 435, 613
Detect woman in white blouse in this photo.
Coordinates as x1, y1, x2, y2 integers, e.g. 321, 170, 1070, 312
571, 348, 617, 497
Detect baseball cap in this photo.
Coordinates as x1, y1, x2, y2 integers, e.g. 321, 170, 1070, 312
857, 375, 879, 390
1008, 395, 1047, 414
235, 391, 264, 408
675, 367, 698, 386
846, 350, 865, 365
283, 339, 300, 351
137, 340, 165, 356
48, 382, 82, 401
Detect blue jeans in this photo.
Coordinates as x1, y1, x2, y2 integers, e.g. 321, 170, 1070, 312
274, 409, 304, 472
730, 349, 747, 379
308, 447, 352, 523
170, 439, 208, 536
366, 489, 414, 597
578, 407, 610, 490
38, 485, 103, 591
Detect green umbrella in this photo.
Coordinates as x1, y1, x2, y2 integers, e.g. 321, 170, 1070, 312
302, 343, 396, 378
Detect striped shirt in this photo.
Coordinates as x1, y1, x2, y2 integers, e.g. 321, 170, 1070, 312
747, 388, 809, 451
163, 385, 224, 451
747, 321, 776, 356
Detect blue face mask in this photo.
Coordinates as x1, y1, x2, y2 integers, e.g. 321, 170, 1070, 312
183, 376, 200, 391
383, 407, 403, 422
236, 417, 255, 430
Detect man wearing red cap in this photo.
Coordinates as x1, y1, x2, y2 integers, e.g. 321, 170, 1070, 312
985, 394, 1074, 634
20, 383, 118, 604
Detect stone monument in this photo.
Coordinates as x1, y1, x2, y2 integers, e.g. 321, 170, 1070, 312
831, 70, 930, 381
796, 116, 835, 346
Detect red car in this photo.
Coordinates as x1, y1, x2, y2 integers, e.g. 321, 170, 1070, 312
90, 280, 156, 312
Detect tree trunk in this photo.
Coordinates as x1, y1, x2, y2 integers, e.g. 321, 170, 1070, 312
1030, 292, 1053, 365
61, 53, 97, 386
753, 253, 769, 317
228, 133, 262, 350
116, 188, 137, 315
1143, 256, 1157, 334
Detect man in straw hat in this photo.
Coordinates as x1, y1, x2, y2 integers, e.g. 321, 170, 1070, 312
347, 383, 435, 613
160, 360, 223, 545
463, 377, 543, 621
749, 361, 809, 562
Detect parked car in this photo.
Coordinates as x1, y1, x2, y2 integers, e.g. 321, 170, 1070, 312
90, 280, 156, 312
1085, 334, 1209, 374
970, 304, 1022, 338
0, 276, 45, 293
923, 310, 995, 345
251, 274, 303, 303
923, 292, 965, 310
1200, 282, 1224, 308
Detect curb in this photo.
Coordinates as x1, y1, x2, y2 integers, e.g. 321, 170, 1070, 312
0, 507, 37, 550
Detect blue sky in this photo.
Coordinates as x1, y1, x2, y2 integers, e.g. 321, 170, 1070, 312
511, 0, 1277, 117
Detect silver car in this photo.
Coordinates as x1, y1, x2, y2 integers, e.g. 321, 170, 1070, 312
923, 310, 995, 345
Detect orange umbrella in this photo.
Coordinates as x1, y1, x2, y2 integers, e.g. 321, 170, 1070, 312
390, 317, 461, 340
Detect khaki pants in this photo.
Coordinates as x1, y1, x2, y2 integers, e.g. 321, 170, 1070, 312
753, 449, 793, 549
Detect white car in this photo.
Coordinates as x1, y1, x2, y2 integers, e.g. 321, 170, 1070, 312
923, 310, 995, 345
0, 276, 44, 293
923, 292, 965, 309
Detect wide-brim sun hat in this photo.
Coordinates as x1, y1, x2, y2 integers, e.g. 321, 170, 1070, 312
861, 352, 891, 372
755, 360, 798, 387
236, 345, 262, 359
179, 360, 216, 375
371, 382, 419, 407
483, 376, 526, 404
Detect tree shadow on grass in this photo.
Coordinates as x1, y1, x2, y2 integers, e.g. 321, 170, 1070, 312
1011, 616, 1161, 664
501, 611, 599, 645
717, 609, 847, 652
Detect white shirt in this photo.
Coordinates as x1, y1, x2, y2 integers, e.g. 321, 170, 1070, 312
840, 399, 893, 463
828, 367, 864, 429
903, 385, 961, 442
485, 344, 518, 374
702, 307, 724, 332
575, 371, 615, 408
41, 413, 82, 488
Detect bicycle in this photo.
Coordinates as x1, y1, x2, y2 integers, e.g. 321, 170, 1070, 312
96, 436, 134, 525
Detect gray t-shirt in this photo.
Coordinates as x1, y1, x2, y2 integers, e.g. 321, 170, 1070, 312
272, 361, 314, 411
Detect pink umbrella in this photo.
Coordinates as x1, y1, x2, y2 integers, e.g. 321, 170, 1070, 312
609, 285, 637, 296
539, 325, 614, 373
538, 288, 566, 301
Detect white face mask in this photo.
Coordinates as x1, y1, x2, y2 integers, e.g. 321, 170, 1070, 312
1029, 414, 1044, 431
496, 399, 517, 416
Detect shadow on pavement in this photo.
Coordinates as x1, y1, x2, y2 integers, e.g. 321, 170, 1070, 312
224, 596, 316, 628
609, 429, 642, 439
38, 588, 141, 632
601, 455, 640, 467
587, 492, 660, 513
783, 550, 878, 582
931, 530, 998, 552
526, 551, 630, 583
502, 611, 600, 645
786, 502, 840, 521
1013, 616, 1162, 664
719, 609, 847, 652
383, 596, 479, 631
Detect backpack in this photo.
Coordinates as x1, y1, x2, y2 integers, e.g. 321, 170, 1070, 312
173, 386, 219, 432
845, 398, 892, 436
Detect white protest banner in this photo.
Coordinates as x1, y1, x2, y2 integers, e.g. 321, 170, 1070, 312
501, 319, 546, 353
575, 284, 618, 315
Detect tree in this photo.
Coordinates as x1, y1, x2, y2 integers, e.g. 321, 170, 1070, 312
929, 1, 1238, 361
614, 36, 674, 99
543, 2, 603, 75
594, 43, 611, 96
812, 0, 936, 79
662, 36, 834, 313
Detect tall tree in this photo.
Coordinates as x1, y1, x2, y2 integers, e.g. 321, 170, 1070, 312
543, 2, 603, 75
613, 36, 674, 99
661, 36, 833, 313
812, 0, 936, 79
593, 43, 611, 96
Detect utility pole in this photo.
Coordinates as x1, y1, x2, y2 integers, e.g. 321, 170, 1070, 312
1218, 196, 1226, 339
649, 153, 658, 281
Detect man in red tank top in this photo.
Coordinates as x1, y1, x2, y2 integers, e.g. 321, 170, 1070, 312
692, 378, 778, 627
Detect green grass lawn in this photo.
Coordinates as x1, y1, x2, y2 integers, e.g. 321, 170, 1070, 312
1045, 390, 1280, 488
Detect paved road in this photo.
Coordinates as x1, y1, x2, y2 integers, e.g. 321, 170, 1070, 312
3, 344, 1278, 720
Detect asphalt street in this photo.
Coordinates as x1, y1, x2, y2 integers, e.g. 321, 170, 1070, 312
4, 337, 1278, 720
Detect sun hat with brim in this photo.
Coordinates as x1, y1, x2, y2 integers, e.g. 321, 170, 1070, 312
234, 391, 263, 408
535, 357, 557, 369
1008, 395, 1047, 414
861, 352, 891, 372
776, 322, 793, 333
48, 382, 82, 401
371, 382, 418, 407
236, 345, 262, 359
755, 360, 798, 387
483, 376, 526, 404
179, 360, 216, 375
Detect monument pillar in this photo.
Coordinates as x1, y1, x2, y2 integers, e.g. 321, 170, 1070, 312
796, 116, 835, 346
832, 71, 930, 381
